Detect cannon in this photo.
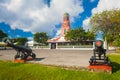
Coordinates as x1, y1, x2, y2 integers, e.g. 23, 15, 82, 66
88, 40, 112, 73
6, 42, 36, 61
89, 40, 110, 65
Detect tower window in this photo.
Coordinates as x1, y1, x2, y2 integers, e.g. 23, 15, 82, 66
64, 29, 66, 34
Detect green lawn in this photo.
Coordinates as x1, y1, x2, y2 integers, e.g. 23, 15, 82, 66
0, 53, 120, 80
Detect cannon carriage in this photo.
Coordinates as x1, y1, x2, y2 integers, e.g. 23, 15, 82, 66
89, 40, 111, 65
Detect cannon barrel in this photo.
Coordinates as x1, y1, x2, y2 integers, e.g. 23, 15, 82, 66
6, 42, 32, 53
95, 40, 103, 48
94, 40, 105, 55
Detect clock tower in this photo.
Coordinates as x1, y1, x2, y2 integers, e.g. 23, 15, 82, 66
47, 12, 71, 43
61, 13, 70, 37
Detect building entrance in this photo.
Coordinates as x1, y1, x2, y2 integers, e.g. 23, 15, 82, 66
51, 43, 56, 49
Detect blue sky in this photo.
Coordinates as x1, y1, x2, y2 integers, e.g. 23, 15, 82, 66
0, 0, 120, 40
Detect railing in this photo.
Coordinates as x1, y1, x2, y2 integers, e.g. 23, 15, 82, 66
30, 46, 49, 49
57, 45, 93, 48
30, 45, 93, 50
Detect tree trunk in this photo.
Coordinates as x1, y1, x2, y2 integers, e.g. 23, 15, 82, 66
104, 36, 108, 50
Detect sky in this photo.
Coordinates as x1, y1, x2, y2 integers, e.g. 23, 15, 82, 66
0, 0, 120, 40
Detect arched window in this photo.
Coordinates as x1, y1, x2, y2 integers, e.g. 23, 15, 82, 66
64, 29, 66, 34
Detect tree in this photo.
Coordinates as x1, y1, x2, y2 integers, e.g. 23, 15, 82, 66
17, 38, 28, 46
0, 30, 8, 41
34, 32, 49, 45
65, 28, 86, 41
113, 35, 120, 47
85, 30, 95, 40
65, 28, 94, 42
90, 9, 120, 46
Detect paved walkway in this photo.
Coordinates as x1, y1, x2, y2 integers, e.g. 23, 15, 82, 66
0, 49, 115, 68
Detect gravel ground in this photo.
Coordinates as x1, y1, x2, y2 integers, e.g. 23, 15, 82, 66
0, 49, 115, 67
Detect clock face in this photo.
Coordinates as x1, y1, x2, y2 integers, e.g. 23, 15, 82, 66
63, 22, 68, 26
64, 23, 67, 26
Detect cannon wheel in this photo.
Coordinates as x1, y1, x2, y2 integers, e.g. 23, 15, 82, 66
14, 52, 25, 60
14, 54, 25, 60
31, 53, 36, 59
14, 54, 20, 59
24, 53, 29, 59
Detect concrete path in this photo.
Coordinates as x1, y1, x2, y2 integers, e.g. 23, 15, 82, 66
0, 49, 115, 68
30, 49, 92, 67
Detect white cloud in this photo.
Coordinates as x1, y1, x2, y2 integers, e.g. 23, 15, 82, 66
82, 18, 91, 31
92, 0, 120, 14
0, 0, 84, 36
27, 37, 33, 41
55, 29, 61, 37
90, 0, 95, 3
5, 0, 23, 12
82, 0, 120, 31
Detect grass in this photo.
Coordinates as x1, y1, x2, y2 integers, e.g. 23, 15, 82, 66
0, 53, 120, 80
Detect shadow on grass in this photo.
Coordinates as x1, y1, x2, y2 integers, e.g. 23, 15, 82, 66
33, 58, 45, 61
111, 62, 120, 73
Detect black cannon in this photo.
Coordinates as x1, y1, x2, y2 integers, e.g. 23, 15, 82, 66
6, 42, 36, 60
89, 40, 110, 65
